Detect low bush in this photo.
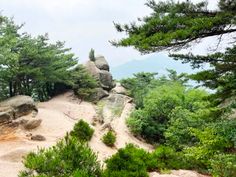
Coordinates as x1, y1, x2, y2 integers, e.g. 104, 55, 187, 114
102, 131, 116, 147
210, 154, 236, 177
150, 146, 188, 170
70, 119, 94, 142
19, 134, 102, 177
71, 65, 98, 101
103, 144, 154, 177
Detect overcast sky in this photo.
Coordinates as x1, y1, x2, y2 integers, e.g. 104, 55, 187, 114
1, 0, 218, 67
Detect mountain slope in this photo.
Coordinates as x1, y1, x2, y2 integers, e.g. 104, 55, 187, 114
111, 53, 203, 80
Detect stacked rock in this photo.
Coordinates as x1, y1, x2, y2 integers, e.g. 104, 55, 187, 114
85, 55, 115, 100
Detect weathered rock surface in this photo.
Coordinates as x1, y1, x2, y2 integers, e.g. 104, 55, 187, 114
85, 55, 115, 101
92, 88, 109, 101
98, 93, 131, 124
0, 96, 37, 124
111, 83, 127, 95
94, 55, 109, 71
0, 108, 13, 124
85, 61, 100, 80
99, 70, 114, 90
23, 119, 42, 130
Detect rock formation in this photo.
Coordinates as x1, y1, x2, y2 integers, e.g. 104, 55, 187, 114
0, 95, 38, 124
85, 55, 115, 100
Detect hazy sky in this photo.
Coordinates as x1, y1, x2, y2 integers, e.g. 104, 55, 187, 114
1, 0, 218, 67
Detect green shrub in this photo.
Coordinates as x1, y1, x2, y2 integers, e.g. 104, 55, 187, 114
19, 135, 102, 177
70, 120, 94, 142
103, 144, 153, 177
102, 131, 116, 147
210, 154, 236, 177
127, 83, 186, 143
71, 65, 98, 101
120, 72, 158, 109
89, 48, 95, 61
151, 146, 188, 170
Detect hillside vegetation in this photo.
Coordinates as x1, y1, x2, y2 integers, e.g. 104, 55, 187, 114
0, 0, 236, 177
0, 16, 97, 102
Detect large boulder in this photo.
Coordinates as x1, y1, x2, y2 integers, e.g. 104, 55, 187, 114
91, 88, 109, 101
84, 61, 100, 80
99, 70, 114, 91
84, 56, 115, 98
0, 95, 37, 124
111, 83, 127, 95
94, 55, 109, 71
98, 93, 131, 124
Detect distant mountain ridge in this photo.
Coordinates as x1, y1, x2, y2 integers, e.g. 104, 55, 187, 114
110, 53, 203, 80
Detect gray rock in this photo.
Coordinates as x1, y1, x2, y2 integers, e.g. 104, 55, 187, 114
98, 93, 131, 124
111, 83, 127, 95
31, 134, 46, 141
0, 95, 38, 120
0, 107, 13, 124
94, 55, 109, 71
24, 119, 42, 130
84, 55, 115, 101
84, 61, 100, 80
92, 88, 109, 101
99, 70, 114, 90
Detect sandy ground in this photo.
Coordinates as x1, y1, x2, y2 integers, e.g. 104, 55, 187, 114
0, 92, 210, 177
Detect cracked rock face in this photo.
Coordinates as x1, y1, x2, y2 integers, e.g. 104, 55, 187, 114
0, 95, 38, 124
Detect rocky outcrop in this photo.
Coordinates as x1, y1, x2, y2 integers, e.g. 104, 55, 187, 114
95, 55, 110, 71
85, 55, 115, 101
99, 70, 114, 90
0, 96, 38, 124
91, 88, 109, 101
97, 93, 132, 124
85, 61, 100, 80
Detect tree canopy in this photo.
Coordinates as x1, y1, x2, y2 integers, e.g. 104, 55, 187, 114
113, 0, 236, 102
112, 0, 236, 52
0, 16, 97, 101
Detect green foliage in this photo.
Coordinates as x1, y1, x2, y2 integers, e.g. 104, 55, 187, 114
19, 134, 102, 177
173, 45, 236, 102
121, 72, 158, 108
70, 120, 94, 142
121, 70, 187, 109
150, 146, 188, 170
210, 154, 236, 177
124, 71, 236, 175
0, 15, 97, 102
112, 0, 236, 53
71, 65, 98, 101
102, 131, 116, 147
103, 144, 154, 177
89, 48, 95, 61
127, 83, 210, 143
113, 0, 236, 102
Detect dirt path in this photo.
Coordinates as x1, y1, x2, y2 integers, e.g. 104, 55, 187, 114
0, 92, 209, 177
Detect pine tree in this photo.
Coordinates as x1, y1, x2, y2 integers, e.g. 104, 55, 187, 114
0, 16, 83, 101
112, 0, 236, 102
89, 48, 95, 61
